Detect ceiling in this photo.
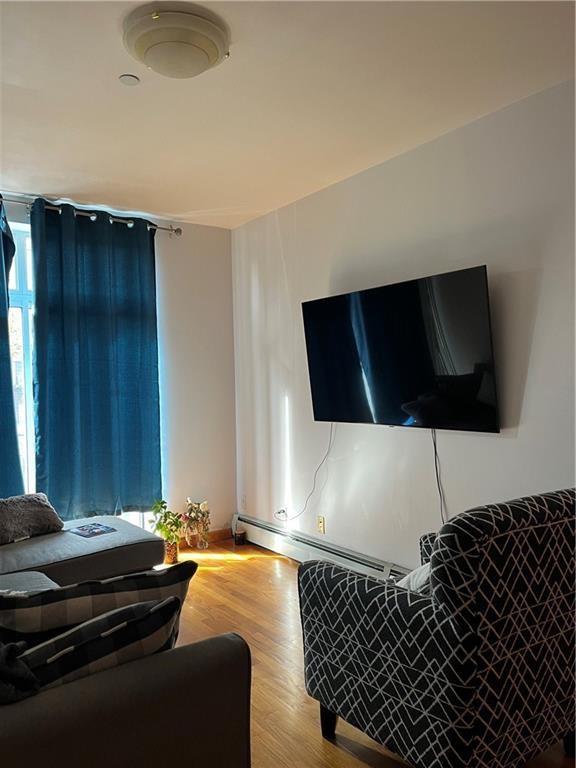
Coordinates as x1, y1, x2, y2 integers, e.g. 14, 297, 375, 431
1, 1, 573, 229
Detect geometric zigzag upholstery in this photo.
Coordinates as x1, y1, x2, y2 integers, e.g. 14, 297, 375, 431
298, 488, 575, 768
419, 532, 437, 565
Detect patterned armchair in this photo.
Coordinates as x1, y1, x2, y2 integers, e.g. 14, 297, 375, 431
298, 489, 575, 768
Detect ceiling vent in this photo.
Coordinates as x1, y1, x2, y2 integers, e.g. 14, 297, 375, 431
123, 4, 229, 79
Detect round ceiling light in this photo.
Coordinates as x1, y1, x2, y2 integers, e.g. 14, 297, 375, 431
123, 5, 230, 79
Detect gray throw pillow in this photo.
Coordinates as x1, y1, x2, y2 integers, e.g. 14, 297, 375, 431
396, 562, 432, 594
0, 494, 63, 545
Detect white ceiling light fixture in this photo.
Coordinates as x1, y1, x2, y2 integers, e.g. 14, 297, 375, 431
123, 4, 230, 80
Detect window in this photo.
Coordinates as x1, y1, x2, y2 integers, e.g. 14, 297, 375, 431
8, 222, 35, 492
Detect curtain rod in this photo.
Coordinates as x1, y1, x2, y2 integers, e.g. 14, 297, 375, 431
1, 196, 183, 237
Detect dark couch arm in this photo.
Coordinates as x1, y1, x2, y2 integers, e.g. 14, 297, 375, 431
298, 561, 476, 768
298, 560, 474, 688
0, 633, 251, 768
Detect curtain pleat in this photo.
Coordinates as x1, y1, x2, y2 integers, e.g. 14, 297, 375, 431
31, 199, 162, 520
0, 199, 25, 497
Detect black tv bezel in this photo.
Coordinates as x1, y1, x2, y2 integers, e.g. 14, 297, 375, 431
301, 265, 501, 434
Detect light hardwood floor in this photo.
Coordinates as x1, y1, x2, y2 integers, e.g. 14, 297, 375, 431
177, 541, 573, 768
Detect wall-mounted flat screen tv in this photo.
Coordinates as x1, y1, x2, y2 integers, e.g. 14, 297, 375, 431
302, 266, 500, 432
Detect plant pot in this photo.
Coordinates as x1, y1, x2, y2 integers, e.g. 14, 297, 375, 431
164, 540, 179, 565
196, 527, 209, 550
184, 520, 210, 549
184, 524, 195, 548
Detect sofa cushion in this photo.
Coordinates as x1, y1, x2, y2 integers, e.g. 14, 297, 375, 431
0, 561, 197, 637
0, 516, 164, 585
0, 494, 63, 545
19, 597, 180, 692
0, 572, 60, 594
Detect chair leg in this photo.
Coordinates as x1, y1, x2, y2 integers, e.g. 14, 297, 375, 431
564, 731, 575, 758
320, 703, 338, 740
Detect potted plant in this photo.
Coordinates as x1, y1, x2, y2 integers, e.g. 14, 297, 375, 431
152, 499, 183, 564
183, 499, 211, 550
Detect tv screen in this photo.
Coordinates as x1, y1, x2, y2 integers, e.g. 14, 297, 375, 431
302, 266, 499, 433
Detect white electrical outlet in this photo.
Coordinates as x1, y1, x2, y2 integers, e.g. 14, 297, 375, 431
317, 515, 326, 534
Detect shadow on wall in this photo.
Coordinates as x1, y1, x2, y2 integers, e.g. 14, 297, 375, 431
489, 266, 541, 433
327, 218, 543, 435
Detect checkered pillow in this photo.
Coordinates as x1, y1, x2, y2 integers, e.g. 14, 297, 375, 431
20, 597, 180, 690
0, 561, 196, 638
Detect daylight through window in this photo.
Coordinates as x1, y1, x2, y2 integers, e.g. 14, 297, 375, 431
8, 222, 35, 493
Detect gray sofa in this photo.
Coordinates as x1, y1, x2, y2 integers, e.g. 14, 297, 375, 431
0, 515, 164, 584
0, 517, 252, 766
0, 633, 252, 767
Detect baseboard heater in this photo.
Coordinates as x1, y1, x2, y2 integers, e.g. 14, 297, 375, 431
237, 515, 409, 581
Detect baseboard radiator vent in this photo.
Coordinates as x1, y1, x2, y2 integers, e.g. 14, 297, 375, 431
237, 515, 409, 581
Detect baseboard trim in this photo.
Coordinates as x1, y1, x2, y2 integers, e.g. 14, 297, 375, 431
237, 515, 409, 580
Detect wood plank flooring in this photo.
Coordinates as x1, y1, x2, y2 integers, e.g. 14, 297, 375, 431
176, 541, 573, 768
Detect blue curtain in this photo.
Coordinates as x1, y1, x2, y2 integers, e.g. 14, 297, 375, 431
31, 199, 162, 520
0, 198, 25, 498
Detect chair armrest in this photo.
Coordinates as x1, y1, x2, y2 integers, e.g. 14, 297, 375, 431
0, 633, 251, 768
298, 561, 476, 708
419, 532, 437, 565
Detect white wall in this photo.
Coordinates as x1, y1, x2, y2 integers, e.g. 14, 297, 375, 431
156, 223, 236, 531
232, 82, 575, 569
